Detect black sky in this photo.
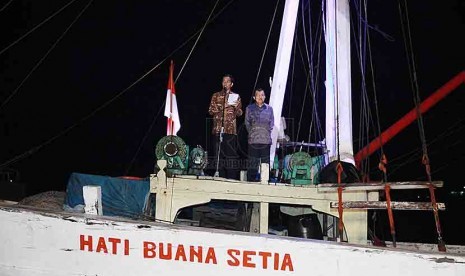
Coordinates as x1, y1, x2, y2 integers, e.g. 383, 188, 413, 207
1, 0, 464, 242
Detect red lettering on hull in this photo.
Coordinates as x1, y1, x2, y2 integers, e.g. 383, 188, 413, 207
143, 241, 217, 265
80, 235, 130, 255
226, 248, 294, 271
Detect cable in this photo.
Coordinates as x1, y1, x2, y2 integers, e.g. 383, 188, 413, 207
0, 0, 79, 56
250, 0, 281, 100
0, 0, 14, 12
0, 1, 236, 169
0, 0, 95, 110
175, 0, 221, 83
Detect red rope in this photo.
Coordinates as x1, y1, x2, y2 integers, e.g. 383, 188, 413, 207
423, 154, 446, 252
384, 184, 396, 247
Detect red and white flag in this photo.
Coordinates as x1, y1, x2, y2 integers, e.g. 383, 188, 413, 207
164, 60, 181, 136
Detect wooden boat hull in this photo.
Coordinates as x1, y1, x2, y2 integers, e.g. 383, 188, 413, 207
1, 204, 464, 276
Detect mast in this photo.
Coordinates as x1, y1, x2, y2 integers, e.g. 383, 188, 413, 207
269, 0, 299, 163
325, 0, 354, 164
270, 0, 353, 165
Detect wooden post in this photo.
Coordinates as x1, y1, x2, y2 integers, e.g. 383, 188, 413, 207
83, 185, 102, 215
260, 163, 269, 184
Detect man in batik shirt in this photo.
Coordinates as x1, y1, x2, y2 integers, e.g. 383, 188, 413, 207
208, 74, 243, 179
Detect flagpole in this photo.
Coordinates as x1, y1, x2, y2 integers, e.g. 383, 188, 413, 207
164, 59, 180, 136
170, 61, 174, 136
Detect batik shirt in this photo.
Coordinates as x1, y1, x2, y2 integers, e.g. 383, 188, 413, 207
208, 91, 243, 135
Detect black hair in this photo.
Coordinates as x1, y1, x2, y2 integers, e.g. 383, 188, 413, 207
222, 74, 234, 83
254, 88, 265, 96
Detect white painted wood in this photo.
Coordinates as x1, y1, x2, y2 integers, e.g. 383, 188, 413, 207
325, 0, 354, 164
259, 202, 269, 234
1, 204, 464, 276
250, 203, 260, 233
153, 161, 373, 245
240, 170, 247, 181
83, 185, 102, 215
260, 163, 269, 184
269, 0, 299, 163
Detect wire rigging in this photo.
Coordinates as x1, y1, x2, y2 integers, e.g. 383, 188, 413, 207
351, 0, 374, 179
126, 0, 222, 175
250, 0, 281, 100
398, 0, 430, 178
0, 0, 14, 12
0, 0, 95, 111
398, 0, 446, 252
0, 0, 79, 56
0, 1, 236, 170
175, 0, 221, 83
364, 0, 386, 182
306, 2, 325, 149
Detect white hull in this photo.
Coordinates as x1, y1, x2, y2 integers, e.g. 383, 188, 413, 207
1, 204, 464, 276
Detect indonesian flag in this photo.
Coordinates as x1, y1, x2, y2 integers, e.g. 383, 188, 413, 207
164, 60, 181, 136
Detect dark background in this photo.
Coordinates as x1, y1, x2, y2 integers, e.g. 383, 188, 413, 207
1, 0, 464, 244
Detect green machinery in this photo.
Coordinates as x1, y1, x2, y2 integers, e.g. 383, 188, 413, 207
155, 135, 207, 176
155, 135, 189, 176
282, 151, 324, 185
188, 145, 208, 176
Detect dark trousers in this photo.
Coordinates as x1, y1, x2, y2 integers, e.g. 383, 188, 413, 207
213, 133, 239, 179
247, 143, 271, 182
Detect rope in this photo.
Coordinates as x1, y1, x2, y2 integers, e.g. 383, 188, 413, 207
250, 0, 281, 100
336, 161, 344, 242
175, 0, 221, 83
363, 0, 387, 182
0, 0, 79, 56
124, 101, 165, 175
0, 0, 14, 12
0, 0, 94, 111
287, 35, 297, 119
304, 1, 325, 150
334, 0, 340, 162
398, 0, 446, 252
0, 1, 236, 169
384, 183, 396, 247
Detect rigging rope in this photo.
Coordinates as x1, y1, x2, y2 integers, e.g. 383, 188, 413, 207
310, 6, 325, 146
175, 0, 221, 83
0, 0, 14, 12
250, 0, 281, 100
364, 0, 387, 183
126, 0, 222, 175
287, 34, 297, 119
293, 1, 325, 146
0, 0, 79, 56
124, 101, 165, 175
0, 1, 236, 170
398, 0, 446, 252
350, 0, 372, 179
0, 0, 95, 111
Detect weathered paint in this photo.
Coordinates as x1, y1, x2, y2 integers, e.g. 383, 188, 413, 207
1, 204, 464, 276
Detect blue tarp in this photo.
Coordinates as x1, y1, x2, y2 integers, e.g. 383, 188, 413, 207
64, 172, 150, 218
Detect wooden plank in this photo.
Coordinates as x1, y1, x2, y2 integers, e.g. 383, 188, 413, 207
317, 181, 443, 192
331, 201, 445, 211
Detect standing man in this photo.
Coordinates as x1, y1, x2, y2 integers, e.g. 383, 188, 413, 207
208, 74, 243, 179
245, 88, 274, 182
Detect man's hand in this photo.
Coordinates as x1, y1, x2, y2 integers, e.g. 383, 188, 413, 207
227, 101, 239, 108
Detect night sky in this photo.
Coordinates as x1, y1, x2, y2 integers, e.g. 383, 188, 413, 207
1, 1, 464, 243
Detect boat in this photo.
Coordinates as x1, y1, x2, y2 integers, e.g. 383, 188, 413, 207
1, 0, 465, 275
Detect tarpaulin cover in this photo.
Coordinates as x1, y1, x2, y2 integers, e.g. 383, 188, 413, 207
64, 172, 150, 218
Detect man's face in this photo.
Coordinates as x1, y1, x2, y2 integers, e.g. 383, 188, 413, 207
222, 76, 233, 91
254, 90, 266, 106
